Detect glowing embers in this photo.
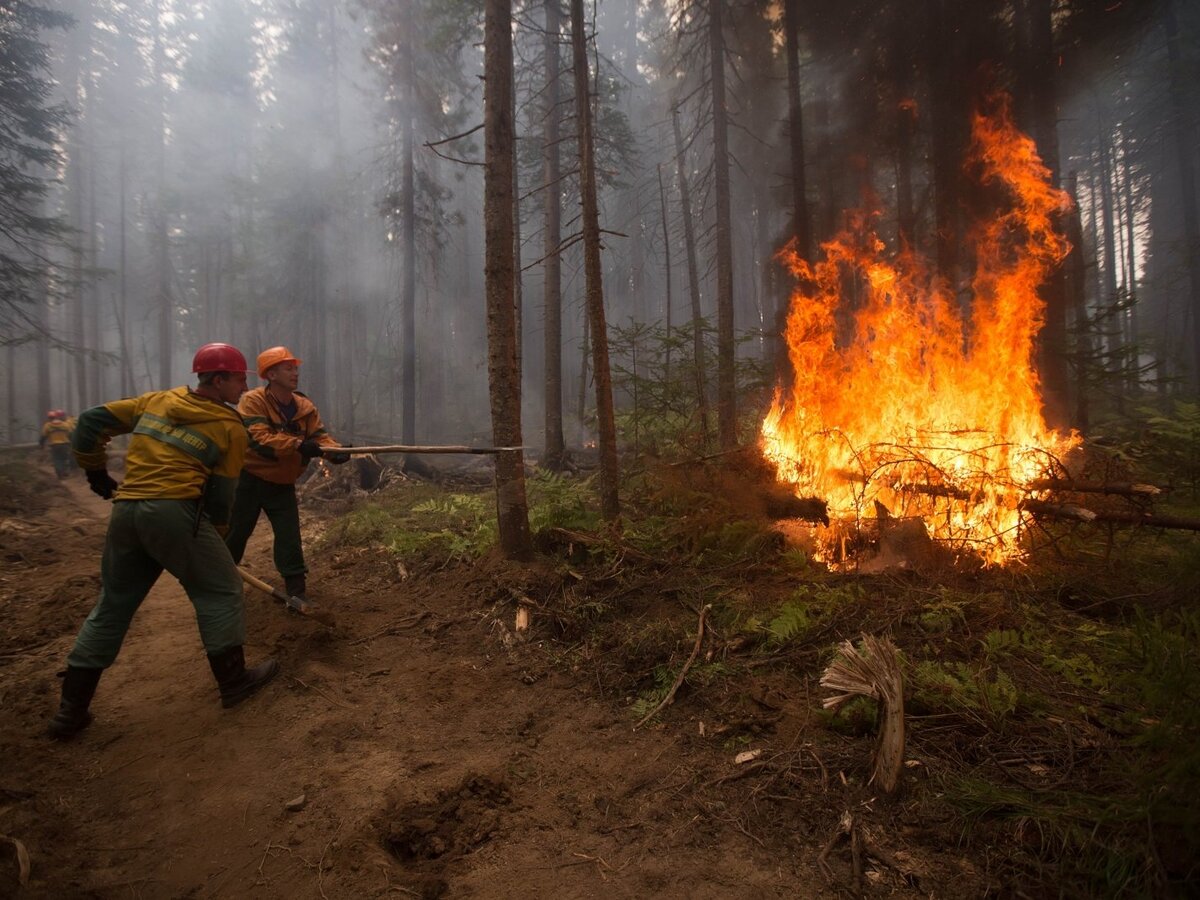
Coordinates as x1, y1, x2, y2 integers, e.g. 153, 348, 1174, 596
761, 96, 1079, 567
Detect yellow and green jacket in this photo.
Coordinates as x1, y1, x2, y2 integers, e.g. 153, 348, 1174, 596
40, 420, 73, 447
239, 387, 338, 485
72, 387, 248, 527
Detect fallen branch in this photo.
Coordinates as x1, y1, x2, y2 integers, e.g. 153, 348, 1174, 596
635, 604, 711, 729
817, 811, 918, 890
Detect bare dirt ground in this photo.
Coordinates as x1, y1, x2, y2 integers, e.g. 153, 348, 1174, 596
0, 456, 980, 899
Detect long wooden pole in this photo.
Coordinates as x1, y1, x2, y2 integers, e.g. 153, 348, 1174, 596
329, 444, 525, 455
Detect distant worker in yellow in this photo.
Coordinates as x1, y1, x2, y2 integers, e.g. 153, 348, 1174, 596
225, 346, 349, 601
48, 343, 279, 740
39, 409, 74, 478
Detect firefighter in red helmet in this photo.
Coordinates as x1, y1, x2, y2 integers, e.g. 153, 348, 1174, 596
48, 342, 279, 740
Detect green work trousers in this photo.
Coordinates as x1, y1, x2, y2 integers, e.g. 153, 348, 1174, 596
67, 499, 246, 669
224, 472, 306, 578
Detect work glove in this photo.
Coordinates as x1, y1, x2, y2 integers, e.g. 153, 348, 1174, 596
327, 443, 352, 465
298, 439, 324, 460
86, 469, 119, 500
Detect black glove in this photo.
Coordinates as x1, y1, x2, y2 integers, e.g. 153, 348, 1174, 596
86, 469, 119, 500
298, 439, 324, 460
327, 443, 352, 465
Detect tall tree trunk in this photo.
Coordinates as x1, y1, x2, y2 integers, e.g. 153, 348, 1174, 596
708, 0, 737, 450
1025, 0, 1070, 427
5, 343, 14, 441
928, 0, 962, 291
570, 0, 619, 520
36, 200, 51, 421
1097, 130, 1121, 365
1120, 132, 1139, 392
657, 162, 673, 383
1064, 171, 1090, 429
672, 107, 709, 442
153, 0, 172, 385
401, 31, 417, 444
781, 0, 811, 381
70, 135, 86, 412
118, 146, 132, 396
543, 0, 565, 468
782, 0, 811, 262
483, 0, 532, 557
87, 143, 101, 406
1165, 0, 1200, 387
896, 99, 917, 248
512, 77, 524, 388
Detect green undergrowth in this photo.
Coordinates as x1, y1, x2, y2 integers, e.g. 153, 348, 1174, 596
319, 469, 604, 563
320, 451, 1198, 894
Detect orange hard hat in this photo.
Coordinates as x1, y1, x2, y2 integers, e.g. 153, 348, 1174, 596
192, 342, 249, 374
256, 346, 302, 379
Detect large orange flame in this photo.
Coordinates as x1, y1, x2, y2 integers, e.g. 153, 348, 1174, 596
761, 97, 1079, 566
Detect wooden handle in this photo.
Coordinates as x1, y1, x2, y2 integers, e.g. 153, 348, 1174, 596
238, 567, 285, 600
328, 444, 523, 455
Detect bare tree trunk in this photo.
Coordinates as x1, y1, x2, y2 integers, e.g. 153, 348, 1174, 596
87, 143, 101, 405
484, 0, 533, 558
153, 0, 172, 385
70, 137, 86, 411
708, 0, 737, 450
928, 0, 962, 291
36, 195, 51, 420
543, 0, 565, 468
5, 343, 14, 441
1120, 132, 1139, 392
657, 162, 673, 383
1097, 129, 1121, 365
570, 0, 619, 520
672, 107, 710, 443
401, 30, 417, 444
117, 147, 133, 396
1165, 0, 1200, 387
783, 0, 811, 262
1026, 0, 1070, 427
1064, 172, 1090, 429
512, 76, 524, 388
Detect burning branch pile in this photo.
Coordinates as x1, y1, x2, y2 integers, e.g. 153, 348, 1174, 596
762, 96, 1086, 566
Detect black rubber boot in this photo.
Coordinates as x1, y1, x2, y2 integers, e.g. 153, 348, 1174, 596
207, 646, 279, 709
47, 666, 103, 740
283, 574, 307, 602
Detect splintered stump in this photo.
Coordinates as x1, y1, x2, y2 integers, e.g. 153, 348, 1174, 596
821, 635, 905, 794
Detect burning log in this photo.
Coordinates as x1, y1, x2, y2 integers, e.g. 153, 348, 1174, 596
1022, 499, 1200, 532
1026, 479, 1165, 497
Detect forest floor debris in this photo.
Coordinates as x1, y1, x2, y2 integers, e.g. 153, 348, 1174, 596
1, 450, 1197, 897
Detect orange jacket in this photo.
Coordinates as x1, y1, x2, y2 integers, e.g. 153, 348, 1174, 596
238, 387, 339, 485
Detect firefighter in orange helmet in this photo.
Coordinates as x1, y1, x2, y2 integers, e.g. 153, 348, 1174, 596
48, 343, 279, 740
224, 346, 349, 601
39, 409, 74, 478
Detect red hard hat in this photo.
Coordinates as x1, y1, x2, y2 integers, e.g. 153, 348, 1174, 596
46, 409, 57, 419
192, 342, 249, 374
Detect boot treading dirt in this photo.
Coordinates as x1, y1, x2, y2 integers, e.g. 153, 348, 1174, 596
47, 666, 103, 740
206, 646, 279, 709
